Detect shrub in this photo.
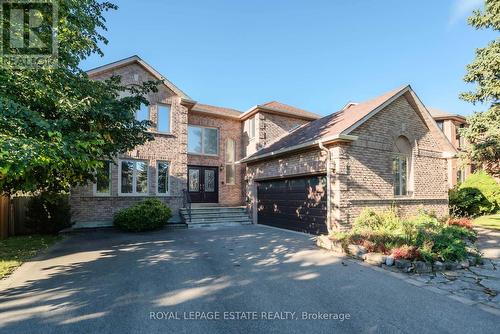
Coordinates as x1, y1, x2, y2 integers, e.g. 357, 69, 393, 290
446, 217, 473, 229
449, 170, 500, 216
113, 198, 172, 232
392, 245, 420, 260
329, 208, 479, 263
25, 192, 71, 234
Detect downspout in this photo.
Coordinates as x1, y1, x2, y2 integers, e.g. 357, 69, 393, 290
318, 142, 331, 234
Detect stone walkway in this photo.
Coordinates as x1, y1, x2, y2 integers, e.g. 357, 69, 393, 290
402, 259, 500, 310
402, 228, 500, 311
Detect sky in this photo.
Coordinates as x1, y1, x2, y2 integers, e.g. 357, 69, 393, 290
80, 0, 495, 117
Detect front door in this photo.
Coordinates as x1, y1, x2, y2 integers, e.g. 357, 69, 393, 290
187, 166, 219, 203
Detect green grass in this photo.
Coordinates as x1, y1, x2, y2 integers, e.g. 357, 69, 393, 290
474, 213, 500, 230
0, 235, 61, 278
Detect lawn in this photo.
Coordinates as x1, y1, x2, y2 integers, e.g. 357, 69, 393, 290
474, 213, 500, 230
0, 235, 61, 278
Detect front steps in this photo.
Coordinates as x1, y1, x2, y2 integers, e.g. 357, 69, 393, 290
180, 206, 252, 227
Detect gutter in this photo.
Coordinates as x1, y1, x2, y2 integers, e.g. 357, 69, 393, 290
241, 134, 358, 163
318, 141, 332, 234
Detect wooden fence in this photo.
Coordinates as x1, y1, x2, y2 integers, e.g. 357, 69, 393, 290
0, 195, 9, 239
0, 196, 32, 239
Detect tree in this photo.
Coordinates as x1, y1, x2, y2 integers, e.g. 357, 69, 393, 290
0, 1, 157, 195
460, 0, 500, 176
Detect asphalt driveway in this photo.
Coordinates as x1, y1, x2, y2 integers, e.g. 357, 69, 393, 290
0, 225, 498, 334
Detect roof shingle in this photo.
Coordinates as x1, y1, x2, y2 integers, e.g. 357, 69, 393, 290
246, 86, 408, 159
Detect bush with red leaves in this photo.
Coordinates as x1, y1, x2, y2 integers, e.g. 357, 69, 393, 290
391, 245, 420, 260
447, 217, 473, 230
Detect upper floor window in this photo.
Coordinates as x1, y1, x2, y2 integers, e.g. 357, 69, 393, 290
188, 125, 218, 155
225, 139, 236, 185
249, 117, 256, 139
94, 161, 111, 196
119, 160, 148, 195
393, 136, 412, 196
457, 124, 465, 148
136, 103, 149, 122
436, 120, 444, 131
157, 104, 171, 133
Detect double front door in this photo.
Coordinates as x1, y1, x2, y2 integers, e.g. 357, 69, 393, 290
187, 166, 218, 203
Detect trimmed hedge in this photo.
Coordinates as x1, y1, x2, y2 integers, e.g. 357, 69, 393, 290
449, 170, 500, 216
113, 199, 172, 232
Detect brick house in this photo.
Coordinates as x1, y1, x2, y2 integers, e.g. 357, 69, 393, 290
428, 108, 471, 188
70, 56, 456, 234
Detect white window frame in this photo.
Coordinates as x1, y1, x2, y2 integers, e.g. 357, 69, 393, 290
156, 161, 171, 196
225, 139, 236, 185
156, 103, 172, 134
187, 125, 219, 156
393, 154, 409, 197
118, 159, 150, 196
248, 117, 256, 140
93, 161, 112, 197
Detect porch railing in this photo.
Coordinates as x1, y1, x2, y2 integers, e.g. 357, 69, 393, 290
182, 189, 192, 223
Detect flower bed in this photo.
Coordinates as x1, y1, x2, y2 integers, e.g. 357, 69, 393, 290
318, 209, 481, 272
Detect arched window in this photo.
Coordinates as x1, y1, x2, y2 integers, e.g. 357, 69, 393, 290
393, 136, 412, 196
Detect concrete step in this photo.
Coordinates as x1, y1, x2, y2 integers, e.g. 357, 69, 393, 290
187, 217, 252, 224
180, 208, 246, 214
180, 212, 249, 218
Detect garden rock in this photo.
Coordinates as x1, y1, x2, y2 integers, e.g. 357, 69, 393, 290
348, 244, 367, 259
414, 261, 432, 273
363, 252, 386, 266
385, 255, 394, 266
444, 262, 460, 270
433, 261, 445, 272
460, 260, 470, 269
395, 259, 412, 271
317, 235, 333, 250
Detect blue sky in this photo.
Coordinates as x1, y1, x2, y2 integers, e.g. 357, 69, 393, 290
80, 0, 494, 117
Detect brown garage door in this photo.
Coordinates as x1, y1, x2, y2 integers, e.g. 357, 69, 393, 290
257, 175, 327, 235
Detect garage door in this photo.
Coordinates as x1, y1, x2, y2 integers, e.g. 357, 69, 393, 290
257, 175, 327, 235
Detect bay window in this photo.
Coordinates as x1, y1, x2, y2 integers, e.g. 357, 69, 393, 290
188, 125, 219, 155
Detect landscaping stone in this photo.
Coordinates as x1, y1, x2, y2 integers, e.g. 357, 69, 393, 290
316, 236, 344, 254
316, 235, 333, 250
385, 255, 394, 266
469, 267, 500, 279
460, 260, 470, 269
480, 279, 500, 294
467, 256, 478, 266
444, 262, 460, 270
433, 261, 445, 272
363, 252, 386, 266
414, 261, 432, 273
395, 259, 412, 271
347, 244, 367, 259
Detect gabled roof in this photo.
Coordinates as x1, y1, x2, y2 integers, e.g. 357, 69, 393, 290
242, 85, 457, 163
86, 55, 191, 99
239, 100, 321, 121
191, 103, 242, 119
428, 107, 467, 122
